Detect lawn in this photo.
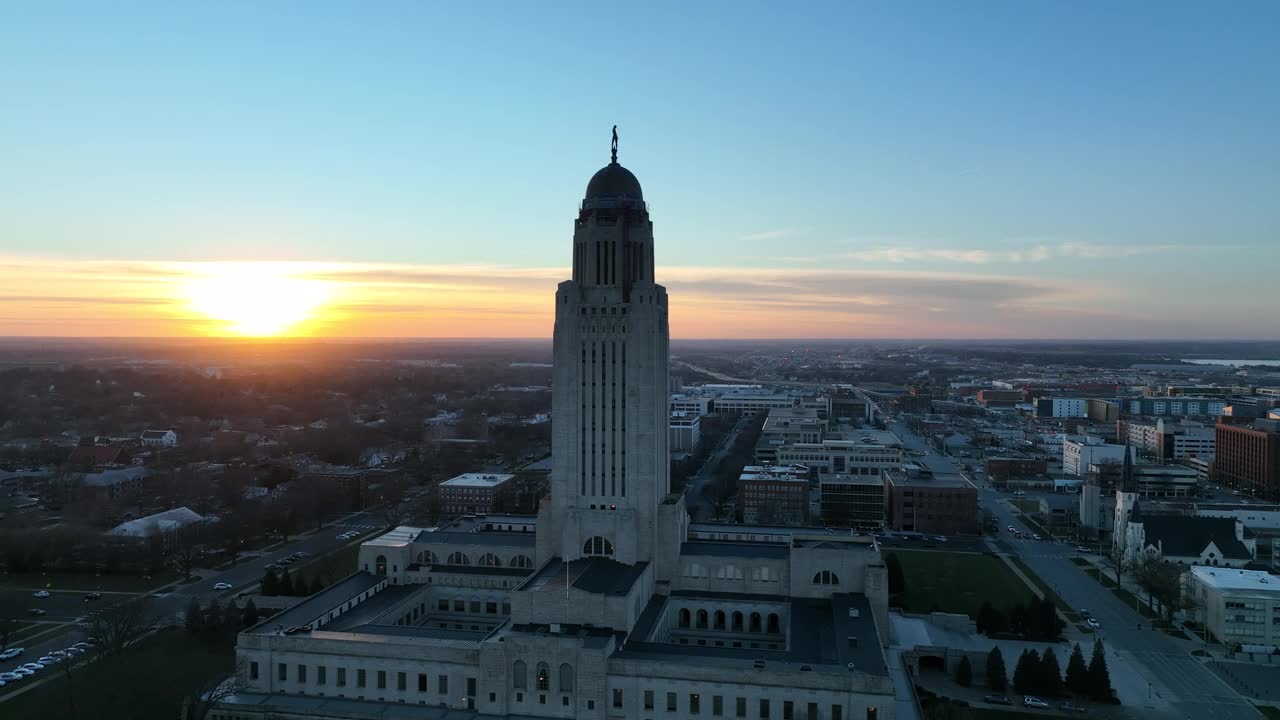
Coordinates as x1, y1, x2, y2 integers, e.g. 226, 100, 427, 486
2, 628, 236, 720
892, 550, 1035, 617
268, 540, 362, 593
1257, 706, 1280, 720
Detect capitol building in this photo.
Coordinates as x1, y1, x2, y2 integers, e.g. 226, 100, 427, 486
214, 137, 896, 720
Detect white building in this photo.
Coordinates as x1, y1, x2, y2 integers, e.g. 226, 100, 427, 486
215, 136, 896, 720
1187, 567, 1280, 648
140, 429, 178, 448
669, 412, 701, 452
1063, 437, 1133, 476
669, 394, 713, 417
776, 438, 902, 478
109, 506, 204, 537
1034, 397, 1087, 418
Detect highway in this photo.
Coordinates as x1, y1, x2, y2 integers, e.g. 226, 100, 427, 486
886, 416, 1262, 720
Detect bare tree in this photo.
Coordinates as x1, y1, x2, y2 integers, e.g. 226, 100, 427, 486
81, 596, 157, 657
180, 660, 246, 720
1132, 555, 1162, 613
1099, 542, 1131, 587
169, 523, 208, 581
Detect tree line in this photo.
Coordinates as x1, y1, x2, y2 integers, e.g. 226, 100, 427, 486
964, 640, 1114, 702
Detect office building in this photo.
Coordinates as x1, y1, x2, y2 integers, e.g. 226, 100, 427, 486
1212, 419, 1280, 501
738, 465, 809, 526
819, 473, 886, 530
883, 469, 979, 535
438, 473, 516, 515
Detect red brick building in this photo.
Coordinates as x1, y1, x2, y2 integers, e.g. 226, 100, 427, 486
985, 456, 1048, 479
438, 472, 515, 515
738, 465, 809, 525
1212, 419, 1280, 501
883, 469, 979, 535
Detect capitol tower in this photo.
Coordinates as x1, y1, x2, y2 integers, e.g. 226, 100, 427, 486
536, 128, 683, 574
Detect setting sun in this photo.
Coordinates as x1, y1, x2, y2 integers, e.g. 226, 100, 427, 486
184, 263, 335, 336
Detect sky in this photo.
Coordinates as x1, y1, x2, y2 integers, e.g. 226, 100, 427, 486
0, 1, 1277, 339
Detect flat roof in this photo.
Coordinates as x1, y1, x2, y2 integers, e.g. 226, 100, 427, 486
520, 557, 648, 597
247, 572, 385, 634
1191, 567, 1280, 593
819, 473, 885, 487
884, 470, 976, 489
440, 472, 515, 488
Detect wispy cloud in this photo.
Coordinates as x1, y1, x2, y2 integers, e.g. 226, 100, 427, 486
739, 228, 808, 242
849, 242, 1181, 264
0, 255, 1268, 339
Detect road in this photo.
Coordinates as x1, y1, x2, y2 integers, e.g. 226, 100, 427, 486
886, 416, 1263, 720
0, 511, 383, 694
684, 416, 751, 522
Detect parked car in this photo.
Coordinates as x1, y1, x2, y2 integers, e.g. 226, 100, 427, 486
1060, 702, 1086, 713
1023, 696, 1049, 709
983, 695, 1012, 706
31, 590, 50, 599
0, 671, 23, 682
83, 592, 102, 601
0, 647, 23, 660
1075, 545, 1091, 553
37, 656, 59, 664
1032, 534, 1042, 541
213, 582, 233, 591
63, 647, 83, 656
29, 608, 47, 616
1087, 618, 1101, 629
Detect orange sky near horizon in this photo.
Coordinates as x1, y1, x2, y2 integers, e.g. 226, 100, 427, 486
0, 256, 1232, 340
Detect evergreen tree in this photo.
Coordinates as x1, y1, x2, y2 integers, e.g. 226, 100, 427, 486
1013, 649, 1040, 694
985, 647, 1008, 691
278, 571, 294, 596
886, 553, 905, 597
1008, 604, 1027, 637
242, 598, 260, 627
224, 599, 240, 630
955, 656, 973, 687
1087, 638, 1114, 701
1065, 642, 1089, 696
184, 597, 204, 634
261, 570, 278, 596
1039, 647, 1063, 697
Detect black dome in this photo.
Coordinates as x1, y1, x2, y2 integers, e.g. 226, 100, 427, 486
585, 162, 643, 200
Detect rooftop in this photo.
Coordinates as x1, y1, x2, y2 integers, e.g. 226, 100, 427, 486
1191, 567, 1280, 592
883, 470, 977, 489
364, 526, 428, 548
246, 572, 386, 634
440, 472, 515, 488
519, 557, 649, 597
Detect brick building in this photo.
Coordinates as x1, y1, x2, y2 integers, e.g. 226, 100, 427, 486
738, 465, 808, 525
438, 472, 515, 515
1212, 419, 1280, 501
883, 469, 979, 535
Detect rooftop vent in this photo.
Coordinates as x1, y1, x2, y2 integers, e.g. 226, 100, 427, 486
848, 608, 860, 618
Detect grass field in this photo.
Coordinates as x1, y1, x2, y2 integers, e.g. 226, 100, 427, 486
892, 550, 1035, 617
1257, 706, 1280, 720
2, 628, 235, 720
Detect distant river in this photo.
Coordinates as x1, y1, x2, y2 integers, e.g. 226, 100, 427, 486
1183, 359, 1280, 368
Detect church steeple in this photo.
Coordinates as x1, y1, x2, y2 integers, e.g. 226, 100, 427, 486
1119, 444, 1136, 493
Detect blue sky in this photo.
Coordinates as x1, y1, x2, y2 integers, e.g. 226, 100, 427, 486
0, 2, 1277, 338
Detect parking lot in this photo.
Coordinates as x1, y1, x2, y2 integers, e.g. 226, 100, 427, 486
1, 587, 135, 624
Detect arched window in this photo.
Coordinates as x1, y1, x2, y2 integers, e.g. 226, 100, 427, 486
696, 609, 709, 629
478, 553, 501, 567
813, 570, 840, 585
416, 550, 437, 565
714, 610, 726, 630
375, 555, 388, 576
583, 536, 614, 557
513, 660, 527, 689
750, 612, 762, 633
767, 613, 780, 634
446, 552, 470, 566
732, 611, 744, 631
559, 663, 573, 692
536, 662, 550, 691
510, 554, 533, 569
678, 608, 691, 628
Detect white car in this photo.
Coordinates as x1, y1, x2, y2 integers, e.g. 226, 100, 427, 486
1087, 618, 1101, 629
0, 647, 22, 660
31, 590, 50, 598
0, 671, 22, 682
37, 656, 59, 664
1023, 696, 1049, 709
213, 582, 233, 591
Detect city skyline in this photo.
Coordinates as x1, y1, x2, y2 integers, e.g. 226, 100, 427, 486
2, 2, 1277, 338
